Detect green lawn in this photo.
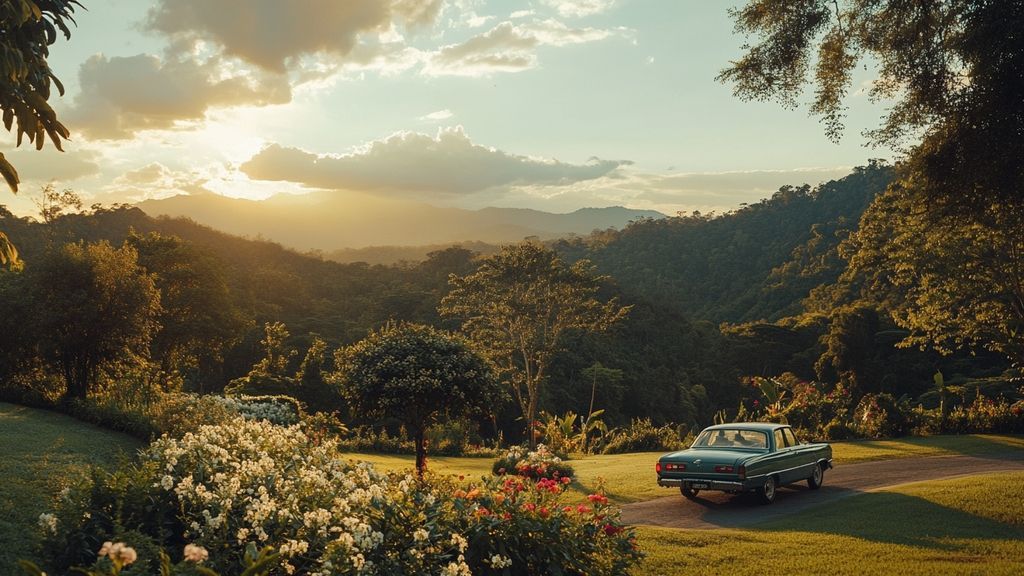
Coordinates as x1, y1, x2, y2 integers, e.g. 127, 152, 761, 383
0, 402, 142, 573
347, 433, 1024, 504
637, 471, 1024, 575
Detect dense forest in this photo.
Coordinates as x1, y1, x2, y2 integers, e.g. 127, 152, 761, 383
0, 161, 1015, 438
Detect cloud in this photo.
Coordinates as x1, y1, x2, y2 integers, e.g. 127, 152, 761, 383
498, 167, 857, 214
420, 109, 454, 121
541, 0, 616, 18
240, 126, 630, 196
146, 0, 402, 73
423, 19, 619, 76
64, 53, 291, 140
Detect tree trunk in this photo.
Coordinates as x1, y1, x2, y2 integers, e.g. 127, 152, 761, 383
526, 393, 538, 449
414, 427, 427, 477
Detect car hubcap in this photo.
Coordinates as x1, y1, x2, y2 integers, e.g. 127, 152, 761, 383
765, 479, 775, 499
814, 467, 822, 483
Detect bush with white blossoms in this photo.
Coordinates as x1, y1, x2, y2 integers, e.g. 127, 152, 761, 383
492, 444, 575, 481
213, 395, 301, 426
36, 418, 639, 575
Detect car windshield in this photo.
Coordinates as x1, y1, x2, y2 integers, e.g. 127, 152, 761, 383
692, 429, 767, 449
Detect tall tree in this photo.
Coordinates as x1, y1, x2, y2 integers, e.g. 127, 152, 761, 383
333, 322, 499, 475
840, 185, 1024, 367
0, 0, 81, 267
719, 1, 1024, 364
127, 231, 248, 386
30, 240, 160, 399
718, 0, 1023, 211
440, 241, 630, 446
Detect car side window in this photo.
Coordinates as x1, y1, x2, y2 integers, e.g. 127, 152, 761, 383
773, 430, 785, 450
783, 428, 798, 447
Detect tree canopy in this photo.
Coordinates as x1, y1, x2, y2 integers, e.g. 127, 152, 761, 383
440, 241, 630, 445
29, 240, 161, 399
333, 322, 499, 474
0, 0, 80, 267
719, 0, 1023, 211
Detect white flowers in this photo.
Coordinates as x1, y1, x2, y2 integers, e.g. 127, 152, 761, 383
160, 474, 174, 490
37, 513, 57, 535
413, 528, 430, 543
489, 554, 513, 569
98, 541, 137, 566
183, 543, 208, 563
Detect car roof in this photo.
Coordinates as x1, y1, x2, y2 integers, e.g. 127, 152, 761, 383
701, 422, 787, 433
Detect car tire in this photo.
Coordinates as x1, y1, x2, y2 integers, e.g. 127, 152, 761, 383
758, 476, 776, 505
807, 463, 824, 489
680, 485, 699, 499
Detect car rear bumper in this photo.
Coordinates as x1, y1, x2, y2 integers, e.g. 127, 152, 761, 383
657, 477, 747, 491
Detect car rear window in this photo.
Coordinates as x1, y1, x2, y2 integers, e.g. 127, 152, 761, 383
693, 429, 767, 449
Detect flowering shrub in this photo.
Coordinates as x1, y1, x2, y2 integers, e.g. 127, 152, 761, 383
37, 418, 639, 575
492, 444, 575, 481
853, 393, 913, 438
215, 394, 302, 425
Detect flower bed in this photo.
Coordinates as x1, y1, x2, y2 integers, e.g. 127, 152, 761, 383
36, 419, 638, 575
491, 444, 575, 481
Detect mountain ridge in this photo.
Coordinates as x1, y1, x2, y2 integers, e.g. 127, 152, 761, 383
136, 192, 664, 252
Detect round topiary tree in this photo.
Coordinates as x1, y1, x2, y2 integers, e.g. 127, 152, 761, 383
334, 322, 500, 475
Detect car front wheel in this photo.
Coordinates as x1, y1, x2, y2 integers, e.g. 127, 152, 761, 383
808, 463, 824, 489
758, 476, 776, 504
680, 485, 699, 499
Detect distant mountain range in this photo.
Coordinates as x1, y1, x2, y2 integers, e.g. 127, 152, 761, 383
136, 191, 665, 253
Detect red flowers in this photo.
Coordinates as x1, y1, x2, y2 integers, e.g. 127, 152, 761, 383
587, 493, 608, 505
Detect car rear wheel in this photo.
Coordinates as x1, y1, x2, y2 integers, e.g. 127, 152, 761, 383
807, 463, 824, 489
680, 485, 699, 499
758, 476, 776, 504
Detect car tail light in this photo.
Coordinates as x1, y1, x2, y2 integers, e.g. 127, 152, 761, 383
714, 465, 734, 473
667, 463, 686, 471
738, 465, 746, 479
656, 462, 662, 473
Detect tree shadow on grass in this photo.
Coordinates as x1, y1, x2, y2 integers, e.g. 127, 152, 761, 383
755, 490, 1024, 551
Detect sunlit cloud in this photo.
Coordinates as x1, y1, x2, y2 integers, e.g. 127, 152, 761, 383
423, 19, 623, 77
420, 109, 454, 121
64, 53, 291, 140
540, 0, 616, 18
240, 126, 631, 196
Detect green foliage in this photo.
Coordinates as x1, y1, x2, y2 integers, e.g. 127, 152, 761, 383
0, 0, 79, 192
840, 185, 1024, 367
127, 232, 247, 384
441, 240, 630, 445
334, 321, 500, 473
600, 419, 688, 455
28, 241, 161, 399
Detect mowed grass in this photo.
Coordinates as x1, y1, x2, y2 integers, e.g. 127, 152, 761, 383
347, 433, 1024, 504
0, 402, 142, 573
637, 471, 1024, 576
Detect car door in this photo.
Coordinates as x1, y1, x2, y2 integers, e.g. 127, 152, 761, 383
773, 428, 803, 484
782, 427, 814, 482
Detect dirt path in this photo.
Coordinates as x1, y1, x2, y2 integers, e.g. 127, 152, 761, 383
621, 452, 1024, 530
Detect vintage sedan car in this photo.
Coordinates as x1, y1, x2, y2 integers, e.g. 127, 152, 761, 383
656, 423, 832, 504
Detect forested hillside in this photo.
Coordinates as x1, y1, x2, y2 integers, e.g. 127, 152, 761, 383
559, 161, 894, 323
1, 160, 1013, 434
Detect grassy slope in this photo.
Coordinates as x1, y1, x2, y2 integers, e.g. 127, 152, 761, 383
0, 402, 142, 573
638, 471, 1024, 575
349, 434, 1024, 504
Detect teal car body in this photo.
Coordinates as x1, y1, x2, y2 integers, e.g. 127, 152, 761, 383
656, 423, 832, 504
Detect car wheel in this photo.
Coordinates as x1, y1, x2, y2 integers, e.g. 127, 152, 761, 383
758, 476, 776, 505
680, 485, 699, 499
808, 463, 824, 489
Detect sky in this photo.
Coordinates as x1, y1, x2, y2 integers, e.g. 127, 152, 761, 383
6, 0, 895, 217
